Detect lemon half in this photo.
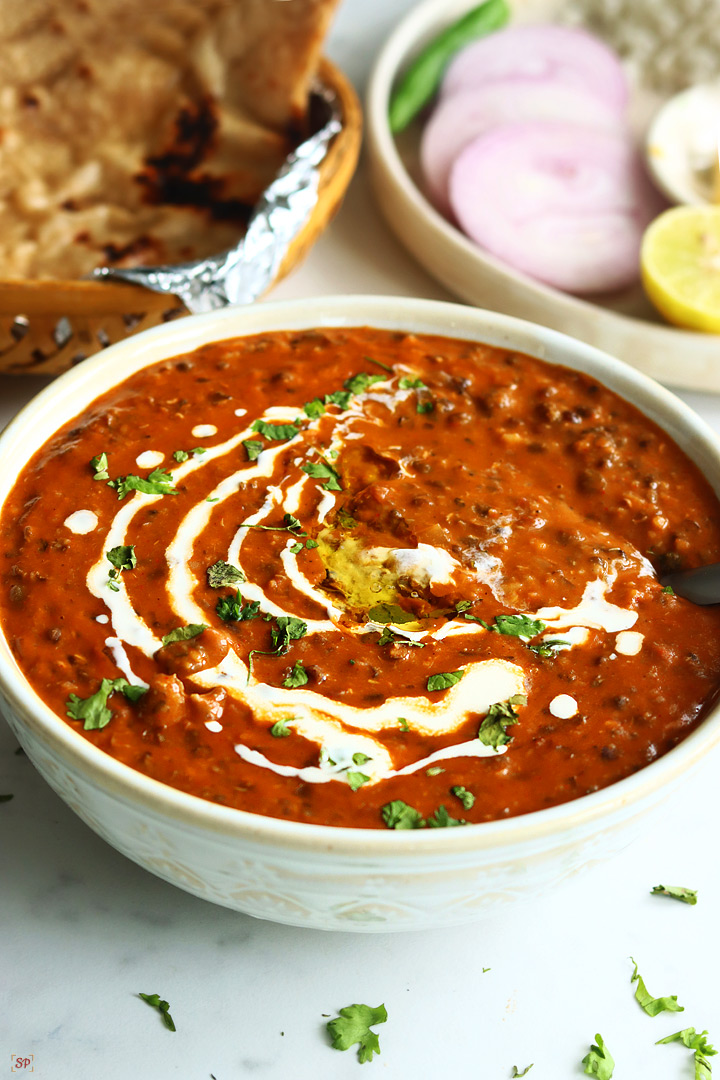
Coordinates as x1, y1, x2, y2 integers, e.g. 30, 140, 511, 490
641, 205, 720, 333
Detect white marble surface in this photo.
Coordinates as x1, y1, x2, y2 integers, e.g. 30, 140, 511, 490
4, 2, 720, 1077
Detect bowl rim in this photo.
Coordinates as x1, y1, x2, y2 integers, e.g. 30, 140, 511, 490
364, 0, 720, 386
2, 293, 720, 857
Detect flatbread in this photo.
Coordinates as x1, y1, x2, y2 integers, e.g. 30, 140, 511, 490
0, 0, 341, 278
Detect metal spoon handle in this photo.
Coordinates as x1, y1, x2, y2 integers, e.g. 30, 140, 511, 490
662, 562, 720, 605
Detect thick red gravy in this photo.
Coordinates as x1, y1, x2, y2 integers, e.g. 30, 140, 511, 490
3, 327, 720, 829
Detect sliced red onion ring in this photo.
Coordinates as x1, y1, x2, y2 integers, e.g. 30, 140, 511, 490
420, 81, 620, 214
448, 121, 661, 294
442, 24, 629, 114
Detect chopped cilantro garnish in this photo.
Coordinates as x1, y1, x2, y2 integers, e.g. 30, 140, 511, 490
242, 439, 264, 461
416, 399, 435, 415
512, 1067, 534, 1078
427, 804, 466, 827
283, 660, 308, 688
352, 752, 371, 766
651, 884, 697, 905
347, 771, 370, 791
366, 355, 393, 373
426, 766, 444, 776
90, 452, 109, 480
303, 398, 326, 418
207, 561, 245, 588
139, 993, 176, 1032
251, 419, 300, 441
381, 800, 424, 829
66, 677, 147, 730
427, 669, 465, 692
377, 626, 424, 647
398, 376, 426, 389
301, 461, 342, 491
173, 449, 189, 463
337, 507, 358, 529
481, 614, 546, 639
324, 389, 353, 411
216, 590, 260, 623
451, 785, 475, 810
289, 541, 303, 555
369, 603, 417, 625
271, 616, 308, 654
582, 1034, 614, 1078
107, 545, 136, 572
477, 694, 526, 749
631, 958, 684, 1016
161, 624, 207, 647
270, 718, 294, 738
242, 513, 306, 535
528, 638, 569, 658
397, 717, 410, 731
343, 372, 386, 394
306, 538, 319, 549
327, 1003, 387, 1064
662, 584, 675, 595
109, 468, 176, 500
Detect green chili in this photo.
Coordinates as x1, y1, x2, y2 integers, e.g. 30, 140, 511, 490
388, 0, 510, 134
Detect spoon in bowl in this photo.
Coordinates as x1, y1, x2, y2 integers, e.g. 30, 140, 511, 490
661, 563, 720, 605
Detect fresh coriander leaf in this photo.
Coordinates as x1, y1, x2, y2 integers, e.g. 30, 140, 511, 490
483, 967, 491, 974
0, 793, 14, 802
582, 1033, 614, 1078
271, 616, 308, 654
301, 461, 342, 491
347, 771, 370, 791
381, 800, 424, 829
207, 561, 245, 588
427, 669, 465, 692
397, 717, 410, 731
631, 958, 684, 1016
343, 372, 386, 394
241, 513, 305, 535
455, 600, 473, 613
651, 884, 697, 905
426, 766, 444, 776
377, 626, 425, 647
161, 624, 207, 647
270, 718, 294, 738
107, 545, 136, 573
512, 1067, 534, 1078
303, 398, 326, 418
173, 449, 189, 462
662, 584, 675, 594
282, 513, 303, 531
66, 677, 146, 730
216, 590, 259, 623
251, 419, 300, 441
324, 389, 353, 411
139, 992, 176, 1032
657, 1028, 717, 1055
191, 447, 206, 457
283, 660, 308, 688
289, 542, 303, 555
109, 468, 176, 500
427, 804, 466, 827
416, 399, 435, 414
398, 376, 426, 389
352, 752, 371, 766
489, 614, 546, 639
337, 507, 358, 529
477, 694, 526, 749
206, 496, 220, 503
306, 538, 319, 549
327, 1003, 387, 1064
366, 355, 393, 373
242, 439, 264, 461
528, 638, 569, 658
90, 452, 109, 480
368, 603, 417, 625
451, 785, 475, 810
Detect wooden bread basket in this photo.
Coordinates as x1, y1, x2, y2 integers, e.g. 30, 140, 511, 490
0, 57, 361, 378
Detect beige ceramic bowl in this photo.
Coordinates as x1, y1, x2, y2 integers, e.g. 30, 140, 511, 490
1, 295, 719, 932
366, 0, 720, 392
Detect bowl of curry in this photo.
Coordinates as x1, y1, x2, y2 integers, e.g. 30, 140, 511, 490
1, 295, 720, 931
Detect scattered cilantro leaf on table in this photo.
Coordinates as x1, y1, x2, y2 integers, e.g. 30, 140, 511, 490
327, 1003, 387, 1064
477, 695, 526, 749
582, 1033, 614, 1078
657, 1028, 717, 1079
511, 1067, 533, 1078
631, 958, 684, 1016
161, 624, 207, 647
207, 561, 245, 588
139, 992, 176, 1032
283, 660, 308, 688
382, 800, 424, 830
427, 670, 465, 692
651, 884, 697, 905
66, 678, 147, 730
